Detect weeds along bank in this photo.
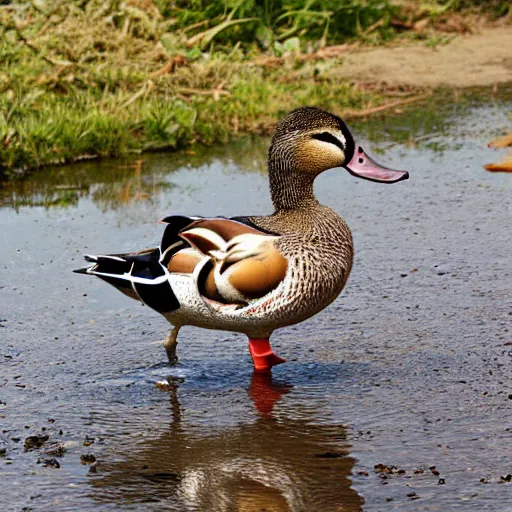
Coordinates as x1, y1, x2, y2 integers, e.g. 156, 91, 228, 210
0, 0, 509, 177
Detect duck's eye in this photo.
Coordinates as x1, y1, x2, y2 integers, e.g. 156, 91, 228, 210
311, 132, 345, 150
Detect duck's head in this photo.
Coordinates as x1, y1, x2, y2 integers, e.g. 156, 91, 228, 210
269, 106, 409, 185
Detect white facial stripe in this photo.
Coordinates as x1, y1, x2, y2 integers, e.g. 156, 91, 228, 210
331, 132, 346, 148
311, 136, 345, 157
310, 130, 346, 151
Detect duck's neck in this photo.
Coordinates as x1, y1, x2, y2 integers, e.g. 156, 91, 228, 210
268, 158, 318, 212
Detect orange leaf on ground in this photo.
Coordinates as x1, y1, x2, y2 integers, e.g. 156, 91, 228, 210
484, 155, 512, 173
488, 133, 512, 149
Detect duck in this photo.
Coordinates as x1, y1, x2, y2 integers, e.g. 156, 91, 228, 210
74, 107, 408, 372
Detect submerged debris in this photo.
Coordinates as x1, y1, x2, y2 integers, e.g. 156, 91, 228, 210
40, 458, 61, 469
83, 436, 95, 447
374, 463, 406, 475
24, 435, 49, 451
80, 454, 97, 465
430, 465, 441, 476
44, 443, 67, 457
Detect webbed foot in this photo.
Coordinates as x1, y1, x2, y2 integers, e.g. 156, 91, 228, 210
248, 338, 286, 372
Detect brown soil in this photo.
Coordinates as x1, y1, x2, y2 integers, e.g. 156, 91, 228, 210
331, 26, 512, 88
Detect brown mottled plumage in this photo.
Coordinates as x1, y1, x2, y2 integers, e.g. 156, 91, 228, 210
75, 107, 408, 371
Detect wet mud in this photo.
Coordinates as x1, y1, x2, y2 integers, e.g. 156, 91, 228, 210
1, 91, 512, 510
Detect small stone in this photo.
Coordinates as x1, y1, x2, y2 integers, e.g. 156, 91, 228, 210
83, 435, 95, 447
80, 453, 96, 465
24, 435, 49, 451
42, 458, 60, 469
155, 380, 171, 390
44, 443, 66, 457
438, 478, 446, 484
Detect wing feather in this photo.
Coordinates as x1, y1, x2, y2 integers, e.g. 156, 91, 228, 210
178, 219, 288, 304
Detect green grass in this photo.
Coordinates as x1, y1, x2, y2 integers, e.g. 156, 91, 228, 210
0, 0, 508, 179
1, 61, 380, 177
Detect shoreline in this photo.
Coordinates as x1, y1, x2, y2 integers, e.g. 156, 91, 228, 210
1, 5, 510, 180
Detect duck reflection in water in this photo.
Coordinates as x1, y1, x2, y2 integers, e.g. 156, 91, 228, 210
89, 373, 363, 512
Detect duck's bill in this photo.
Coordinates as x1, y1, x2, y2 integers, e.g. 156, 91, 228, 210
344, 146, 409, 183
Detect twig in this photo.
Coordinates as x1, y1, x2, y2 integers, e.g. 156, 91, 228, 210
343, 93, 431, 118
363, 18, 384, 35
14, 26, 74, 67
149, 55, 188, 78
253, 43, 358, 68
177, 87, 231, 98
180, 19, 211, 34
186, 17, 259, 48
119, 80, 155, 109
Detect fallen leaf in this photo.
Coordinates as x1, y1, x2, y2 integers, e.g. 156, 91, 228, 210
488, 133, 512, 149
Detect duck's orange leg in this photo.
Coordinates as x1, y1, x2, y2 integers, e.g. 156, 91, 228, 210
248, 338, 286, 372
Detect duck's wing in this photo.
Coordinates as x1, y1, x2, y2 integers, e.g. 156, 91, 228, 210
176, 218, 289, 305
74, 215, 198, 313
75, 215, 288, 311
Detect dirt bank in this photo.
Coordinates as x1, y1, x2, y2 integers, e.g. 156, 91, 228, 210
332, 26, 512, 88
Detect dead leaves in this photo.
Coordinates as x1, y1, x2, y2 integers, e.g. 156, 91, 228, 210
485, 133, 512, 173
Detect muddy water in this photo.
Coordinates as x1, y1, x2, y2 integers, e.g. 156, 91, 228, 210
1, 94, 512, 511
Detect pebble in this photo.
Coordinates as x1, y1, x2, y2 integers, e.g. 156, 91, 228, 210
80, 454, 96, 465
24, 435, 49, 451
41, 458, 60, 469
374, 463, 406, 475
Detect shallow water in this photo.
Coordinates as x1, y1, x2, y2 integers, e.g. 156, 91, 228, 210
1, 93, 512, 511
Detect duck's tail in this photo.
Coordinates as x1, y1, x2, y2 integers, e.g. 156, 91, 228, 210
73, 248, 180, 314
